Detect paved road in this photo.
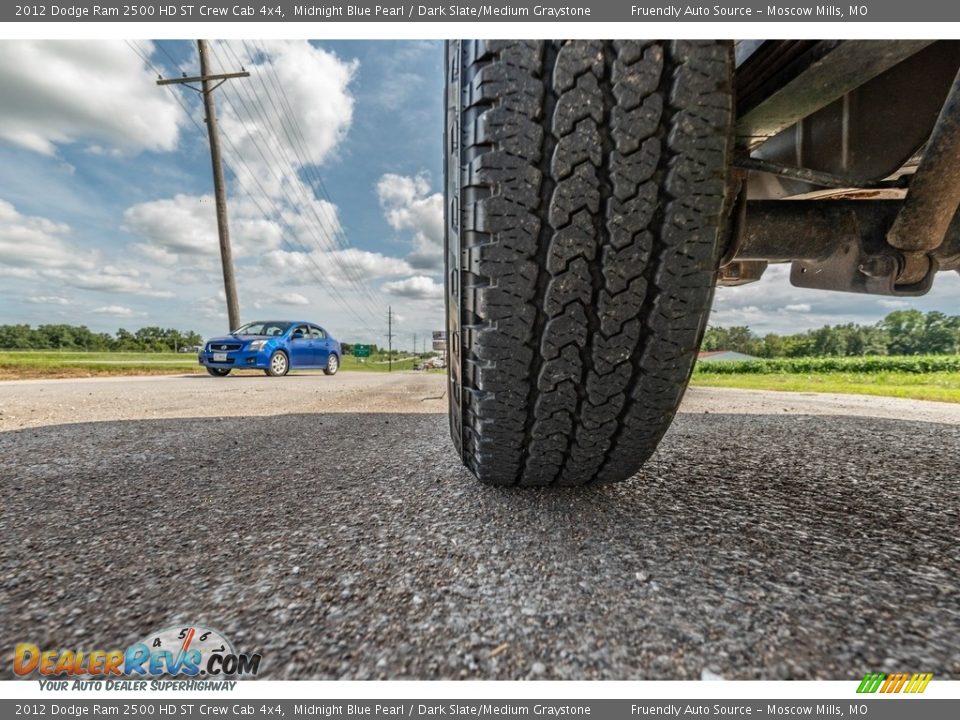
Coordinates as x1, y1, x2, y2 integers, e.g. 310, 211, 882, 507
1, 374, 958, 679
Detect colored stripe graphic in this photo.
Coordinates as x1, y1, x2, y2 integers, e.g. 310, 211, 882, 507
907, 673, 934, 693
857, 673, 886, 693
857, 672, 932, 693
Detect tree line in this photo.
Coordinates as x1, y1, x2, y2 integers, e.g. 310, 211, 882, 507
3, 310, 958, 356
0, 327, 417, 356
0, 324, 204, 353
703, 310, 960, 357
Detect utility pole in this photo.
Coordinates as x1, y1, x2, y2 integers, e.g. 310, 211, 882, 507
158, 40, 249, 332
413, 332, 417, 358
387, 306, 393, 372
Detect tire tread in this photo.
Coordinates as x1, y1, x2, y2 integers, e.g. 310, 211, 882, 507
448, 40, 732, 486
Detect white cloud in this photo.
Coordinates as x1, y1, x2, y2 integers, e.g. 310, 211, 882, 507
879, 298, 911, 310
382, 275, 444, 300
131, 243, 179, 267
0, 199, 172, 298
200, 40, 357, 205
276, 292, 310, 306
91, 305, 140, 317
784, 303, 811, 313
259, 248, 413, 284
197, 295, 227, 321
124, 41, 359, 272
124, 195, 219, 257
249, 297, 310, 312
123, 193, 290, 261
0, 267, 38, 280
376, 173, 444, 270
47, 269, 175, 298
0, 199, 89, 270
25, 295, 71, 305
0, 41, 184, 156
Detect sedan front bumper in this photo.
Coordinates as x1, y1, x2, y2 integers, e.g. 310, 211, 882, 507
198, 349, 269, 369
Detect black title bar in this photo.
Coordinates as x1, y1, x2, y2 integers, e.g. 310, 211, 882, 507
2, 1, 953, 23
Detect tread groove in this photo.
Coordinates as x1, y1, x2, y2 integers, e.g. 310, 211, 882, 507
446, 40, 733, 486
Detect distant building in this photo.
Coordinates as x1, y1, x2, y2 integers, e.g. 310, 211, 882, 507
697, 350, 758, 363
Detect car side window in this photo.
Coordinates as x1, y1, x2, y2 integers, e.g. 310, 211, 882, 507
310, 326, 326, 340
292, 325, 308, 339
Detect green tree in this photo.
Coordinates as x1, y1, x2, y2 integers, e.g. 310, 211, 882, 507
703, 326, 756, 354
923, 311, 958, 354
35, 324, 77, 350
0, 324, 34, 349
881, 310, 927, 355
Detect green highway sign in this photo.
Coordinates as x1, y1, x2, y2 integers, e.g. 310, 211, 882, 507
353, 344, 372, 358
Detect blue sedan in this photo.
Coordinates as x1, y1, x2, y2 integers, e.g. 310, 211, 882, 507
199, 320, 341, 377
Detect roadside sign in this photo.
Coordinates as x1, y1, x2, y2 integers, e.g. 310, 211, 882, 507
353, 344, 372, 358
433, 330, 447, 352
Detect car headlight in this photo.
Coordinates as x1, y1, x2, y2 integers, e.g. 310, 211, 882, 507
247, 340, 268, 351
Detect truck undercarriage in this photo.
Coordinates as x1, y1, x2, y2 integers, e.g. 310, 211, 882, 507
725, 40, 960, 295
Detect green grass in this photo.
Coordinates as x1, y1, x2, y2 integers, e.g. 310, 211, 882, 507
0, 350, 424, 379
7, 350, 956, 403
695, 355, 960, 374
0, 350, 200, 379
338, 355, 419, 372
692, 370, 960, 403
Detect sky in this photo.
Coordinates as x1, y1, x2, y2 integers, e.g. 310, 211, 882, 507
0, 39, 958, 348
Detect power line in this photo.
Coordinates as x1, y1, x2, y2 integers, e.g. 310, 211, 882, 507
218, 41, 385, 318
245, 38, 388, 303
211, 85, 383, 329
154, 40, 181, 70
204, 41, 384, 322
126, 40, 380, 340
200, 43, 381, 325
244, 40, 364, 256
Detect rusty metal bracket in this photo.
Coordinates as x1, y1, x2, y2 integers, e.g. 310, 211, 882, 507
735, 201, 938, 296
718, 260, 768, 286
733, 156, 907, 190
886, 65, 960, 284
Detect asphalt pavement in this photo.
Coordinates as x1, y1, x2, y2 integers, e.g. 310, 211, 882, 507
1, 373, 958, 679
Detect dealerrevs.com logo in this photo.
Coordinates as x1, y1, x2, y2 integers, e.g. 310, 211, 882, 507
14, 625, 261, 680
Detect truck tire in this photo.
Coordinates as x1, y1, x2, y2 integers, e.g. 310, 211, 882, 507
444, 40, 734, 486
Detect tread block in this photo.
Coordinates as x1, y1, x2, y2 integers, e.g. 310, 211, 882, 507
448, 40, 733, 486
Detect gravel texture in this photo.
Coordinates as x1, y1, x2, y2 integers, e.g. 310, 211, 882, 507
1, 373, 958, 679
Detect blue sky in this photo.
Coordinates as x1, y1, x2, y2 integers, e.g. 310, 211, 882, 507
0, 39, 958, 346
0, 40, 446, 348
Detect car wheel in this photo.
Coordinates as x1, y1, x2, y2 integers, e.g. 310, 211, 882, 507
324, 353, 339, 376
266, 350, 289, 377
444, 40, 734, 486
206, 367, 231, 377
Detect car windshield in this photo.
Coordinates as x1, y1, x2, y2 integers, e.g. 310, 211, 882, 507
232, 321, 293, 337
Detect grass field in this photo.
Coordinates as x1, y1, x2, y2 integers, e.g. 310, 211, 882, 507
0, 351, 424, 380
3, 351, 957, 403
692, 370, 960, 403
690, 355, 960, 402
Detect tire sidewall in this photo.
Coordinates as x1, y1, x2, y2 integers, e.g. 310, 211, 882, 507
267, 350, 289, 377
324, 353, 339, 376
